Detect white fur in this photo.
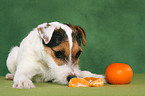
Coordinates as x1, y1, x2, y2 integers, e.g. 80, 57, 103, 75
61, 24, 73, 61
6, 22, 106, 89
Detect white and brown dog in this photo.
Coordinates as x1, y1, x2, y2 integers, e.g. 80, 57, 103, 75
6, 22, 106, 88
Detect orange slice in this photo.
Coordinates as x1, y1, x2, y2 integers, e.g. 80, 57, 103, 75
84, 77, 103, 87
90, 78, 103, 87
84, 77, 98, 83
69, 78, 91, 87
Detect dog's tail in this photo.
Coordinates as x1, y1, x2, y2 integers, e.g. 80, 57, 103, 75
6, 46, 19, 80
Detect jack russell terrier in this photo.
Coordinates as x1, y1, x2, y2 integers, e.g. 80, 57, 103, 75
6, 22, 106, 88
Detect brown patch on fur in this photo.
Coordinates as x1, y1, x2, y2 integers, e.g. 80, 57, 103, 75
43, 40, 70, 66
75, 26, 86, 46
47, 23, 50, 26
66, 24, 86, 46
71, 40, 82, 65
66, 24, 77, 33
37, 23, 50, 33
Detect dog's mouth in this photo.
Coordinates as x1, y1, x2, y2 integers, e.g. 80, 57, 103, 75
67, 75, 77, 82
51, 72, 77, 84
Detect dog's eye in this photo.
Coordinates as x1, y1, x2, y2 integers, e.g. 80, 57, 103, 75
75, 50, 82, 59
54, 51, 65, 59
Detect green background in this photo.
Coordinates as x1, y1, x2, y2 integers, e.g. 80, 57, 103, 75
1, 0, 145, 76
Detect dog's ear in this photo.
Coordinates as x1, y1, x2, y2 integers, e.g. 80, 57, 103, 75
37, 23, 55, 44
74, 26, 86, 46
66, 24, 86, 46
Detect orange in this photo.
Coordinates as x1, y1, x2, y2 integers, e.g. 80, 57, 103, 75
84, 77, 103, 87
69, 78, 91, 87
105, 63, 133, 84
84, 77, 98, 83
90, 78, 103, 87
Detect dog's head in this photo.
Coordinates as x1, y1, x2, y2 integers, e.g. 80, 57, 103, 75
37, 22, 86, 84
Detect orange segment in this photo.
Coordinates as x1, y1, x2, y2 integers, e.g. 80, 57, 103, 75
84, 77, 98, 83
69, 78, 91, 87
90, 78, 103, 87
84, 77, 103, 87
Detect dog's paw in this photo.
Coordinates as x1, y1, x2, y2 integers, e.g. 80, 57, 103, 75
6, 73, 14, 80
80, 71, 107, 83
13, 80, 36, 89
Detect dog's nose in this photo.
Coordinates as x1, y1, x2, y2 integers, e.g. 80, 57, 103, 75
67, 75, 77, 82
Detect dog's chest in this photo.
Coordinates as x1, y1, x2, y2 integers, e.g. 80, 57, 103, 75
32, 69, 53, 82
31, 60, 53, 82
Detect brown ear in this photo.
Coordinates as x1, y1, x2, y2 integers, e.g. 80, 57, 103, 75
66, 24, 86, 46
75, 26, 86, 46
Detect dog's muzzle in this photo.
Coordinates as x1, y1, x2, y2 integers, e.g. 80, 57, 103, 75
67, 75, 77, 82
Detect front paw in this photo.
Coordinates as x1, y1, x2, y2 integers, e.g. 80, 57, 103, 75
80, 71, 107, 83
13, 80, 36, 89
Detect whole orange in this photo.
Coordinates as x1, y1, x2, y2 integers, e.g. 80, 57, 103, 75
105, 63, 133, 84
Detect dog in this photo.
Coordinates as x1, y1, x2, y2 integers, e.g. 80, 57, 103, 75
6, 22, 106, 88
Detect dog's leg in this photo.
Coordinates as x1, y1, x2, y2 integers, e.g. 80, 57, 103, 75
6, 46, 19, 80
12, 62, 38, 89
13, 74, 36, 89
12, 59, 41, 88
79, 71, 107, 83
